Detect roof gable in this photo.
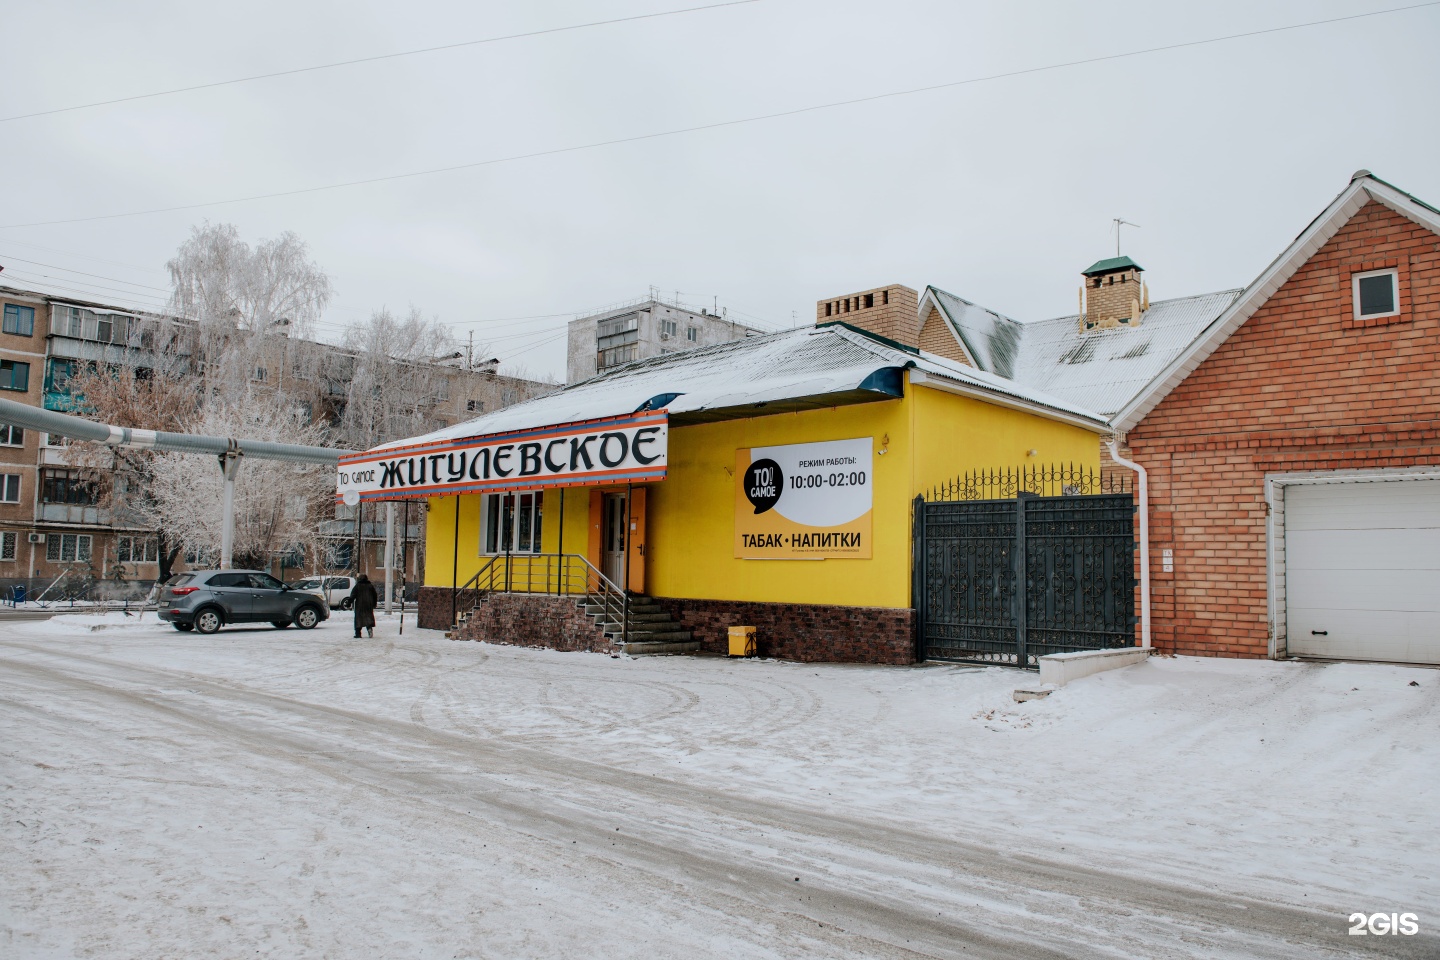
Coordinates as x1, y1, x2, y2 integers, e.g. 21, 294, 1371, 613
1112, 173, 1440, 434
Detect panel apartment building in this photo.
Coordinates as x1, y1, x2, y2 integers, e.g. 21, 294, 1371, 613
565, 296, 765, 384
0, 283, 552, 589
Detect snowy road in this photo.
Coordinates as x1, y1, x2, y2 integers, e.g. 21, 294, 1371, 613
2, 615, 1436, 958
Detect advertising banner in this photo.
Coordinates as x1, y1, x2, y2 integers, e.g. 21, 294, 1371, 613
735, 437, 872, 559
337, 411, 667, 503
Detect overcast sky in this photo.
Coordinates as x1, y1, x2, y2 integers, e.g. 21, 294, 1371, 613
2, 0, 1437, 380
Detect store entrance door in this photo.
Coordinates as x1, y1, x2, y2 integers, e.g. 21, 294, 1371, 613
601, 492, 627, 588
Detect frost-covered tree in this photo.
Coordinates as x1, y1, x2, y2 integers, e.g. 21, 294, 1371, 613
336, 306, 460, 448
63, 317, 202, 581
167, 222, 331, 399
145, 398, 336, 571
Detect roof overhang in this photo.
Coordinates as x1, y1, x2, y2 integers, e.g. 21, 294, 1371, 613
908, 368, 1109, 434
1111, 174, 1440, 435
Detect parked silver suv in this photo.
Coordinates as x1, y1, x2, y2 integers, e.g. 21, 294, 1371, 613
157, 570, 331, 634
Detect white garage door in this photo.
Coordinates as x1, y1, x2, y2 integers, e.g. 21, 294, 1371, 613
1286, 479, 1440, 664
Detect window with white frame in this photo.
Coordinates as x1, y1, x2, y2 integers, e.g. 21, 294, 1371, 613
0, 424, 22, 446
0, 531, 16, 561
481, 490, 543, 555
1353, 268, 1399, 320
686, 326, 697, 342
46, 533, 92, 563
0, 474, 19, 503
116, 536, 158, 563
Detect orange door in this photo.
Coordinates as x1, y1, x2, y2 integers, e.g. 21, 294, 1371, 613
627, 487, 647, 594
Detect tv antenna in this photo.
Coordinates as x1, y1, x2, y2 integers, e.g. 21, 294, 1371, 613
1112, 218, 1141, 256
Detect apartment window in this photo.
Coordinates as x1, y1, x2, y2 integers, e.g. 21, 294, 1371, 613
481, 490, 543, 555
41, 469, 97, 505
596, 312, 640, 371
0, 425, 22, 446
597, 344, 637, 369
185, 546, 215, 566
466, 399, 483, 413
3, 304, 35, 336
116, 536, 158, 563
660, 318, 678, 338
252, 365, 268, 382
0, 474, 19, 503
1353, 269, 1399, 319
0, 531, 15, 562
0, 359, 29, 392
686, 327, 697, 342
45, 433, 67, 447
324, 541, 353, 570
46, 534, 92, 563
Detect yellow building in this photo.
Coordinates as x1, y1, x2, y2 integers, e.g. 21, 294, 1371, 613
338, 315, 1107, 662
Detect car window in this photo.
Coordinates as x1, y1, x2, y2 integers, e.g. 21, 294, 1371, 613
208, 573, 250, 588
293, 579, 319, 589
248, 573, 286, 590
325, 577, 349, 589
165, 574, 194, 586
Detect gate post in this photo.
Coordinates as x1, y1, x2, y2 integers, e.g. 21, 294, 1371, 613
1015, 493, 1030, 667
912, 495, 926, 662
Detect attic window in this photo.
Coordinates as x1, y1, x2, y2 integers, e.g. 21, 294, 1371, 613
1353, 269, 1398, 319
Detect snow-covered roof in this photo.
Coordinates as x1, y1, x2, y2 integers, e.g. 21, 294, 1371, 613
923, 286, 1243, 420
367, 323, 1108, 454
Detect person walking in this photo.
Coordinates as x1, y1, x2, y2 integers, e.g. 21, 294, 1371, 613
351, 573, 379, 639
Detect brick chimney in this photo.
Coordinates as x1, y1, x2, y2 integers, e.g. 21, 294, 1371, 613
816, 284, 919, 347
1079, 257, 1148, 330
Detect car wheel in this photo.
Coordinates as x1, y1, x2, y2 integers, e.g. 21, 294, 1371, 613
271, 621, 291, 629
194, 608, 223, 635
339, 597, 354, 610
173, 622, 193, 632
293, 606, 321, 630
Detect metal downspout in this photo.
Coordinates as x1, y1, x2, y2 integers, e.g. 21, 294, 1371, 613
1105, 440, 1151, 649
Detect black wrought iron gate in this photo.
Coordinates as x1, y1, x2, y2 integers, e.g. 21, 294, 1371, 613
913, 468, 1136, 667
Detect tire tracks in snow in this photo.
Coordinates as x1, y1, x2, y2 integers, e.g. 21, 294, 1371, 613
3, 640, 1425, 960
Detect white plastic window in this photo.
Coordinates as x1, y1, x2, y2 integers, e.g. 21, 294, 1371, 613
481, 491, 544, 555
1353, 269, 1399, 319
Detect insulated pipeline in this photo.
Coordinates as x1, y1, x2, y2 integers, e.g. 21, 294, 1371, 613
0, 396, 352, 465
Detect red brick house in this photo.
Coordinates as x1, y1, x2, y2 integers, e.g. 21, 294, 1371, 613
855, 171, 1439, 665
1110, 171, 1440, 664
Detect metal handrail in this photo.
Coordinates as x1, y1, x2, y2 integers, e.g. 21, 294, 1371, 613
449, 553, 630, 645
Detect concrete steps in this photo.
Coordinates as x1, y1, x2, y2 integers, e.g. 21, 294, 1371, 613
579, 594, 697, 655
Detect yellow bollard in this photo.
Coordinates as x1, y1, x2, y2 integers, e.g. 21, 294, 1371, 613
727, 625, 756, 658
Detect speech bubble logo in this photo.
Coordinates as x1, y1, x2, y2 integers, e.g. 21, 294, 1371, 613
744, 458, 783, 514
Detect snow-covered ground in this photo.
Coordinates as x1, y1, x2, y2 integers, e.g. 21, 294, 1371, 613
1, 613, 1435, 958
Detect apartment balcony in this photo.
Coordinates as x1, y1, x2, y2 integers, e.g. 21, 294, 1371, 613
38, 503, 110, 526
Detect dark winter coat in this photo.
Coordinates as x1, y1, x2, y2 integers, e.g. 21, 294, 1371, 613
351, 577, 379, 629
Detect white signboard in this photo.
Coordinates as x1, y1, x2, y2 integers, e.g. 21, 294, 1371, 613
337, 411, 668, 503
735, 437, 873, 558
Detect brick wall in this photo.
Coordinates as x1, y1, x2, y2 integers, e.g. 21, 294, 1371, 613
453, 593, 618, 654
815, 285, 920, 347
655, 596, 915, 664
1085, 268, 1143, 327
1128, 200, 1440, 658
417, 586, 453, 630
918, 304, 972, 365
